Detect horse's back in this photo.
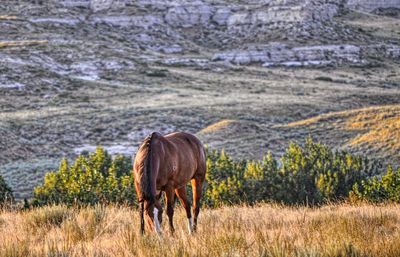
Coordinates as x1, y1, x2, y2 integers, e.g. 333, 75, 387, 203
163, 132, 206, 176
165, 131, 202, 146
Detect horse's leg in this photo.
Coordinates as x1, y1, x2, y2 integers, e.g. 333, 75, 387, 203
165, 188, 176, 234
156, 192, 163, 226
148, 197, 163, 234
175, 186, 193, 234
191, 176, 205, 232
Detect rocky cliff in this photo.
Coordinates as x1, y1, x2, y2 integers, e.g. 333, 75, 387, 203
0, 0, 399, 92
56, 0, 400, 15
2, 0, 398, 74
346, 0, 400, 12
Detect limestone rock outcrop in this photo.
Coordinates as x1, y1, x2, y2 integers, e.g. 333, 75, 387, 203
346, 0, 400, 12
212, 44, 363, 66
1, 0, 399, 78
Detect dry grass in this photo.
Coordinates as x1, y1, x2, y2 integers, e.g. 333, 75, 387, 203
0, 204, 399, 257
200, 119, 236, 133
285, 104, 400, 161
342, 10, 400, 40
0, 40, 48, 48
346, 106, 400, 148
0, 15, 18, 20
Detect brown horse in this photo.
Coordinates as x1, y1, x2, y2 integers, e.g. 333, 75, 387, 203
133, 131, 206, 235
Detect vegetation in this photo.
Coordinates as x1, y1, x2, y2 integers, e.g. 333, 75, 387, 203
33, 147, 135, 206
205, 137, 381, 206
286, 104, 400, 166
351, 165, 400, 203
0, 40, 48, 48
0, 174, 13, 204
32, 137, 398, 207
0, 204, 399, 257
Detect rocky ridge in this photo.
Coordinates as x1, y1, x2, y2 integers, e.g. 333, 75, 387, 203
2, 0, 398, 70
0, 0, 399, 96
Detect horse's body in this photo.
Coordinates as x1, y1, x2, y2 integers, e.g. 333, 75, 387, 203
133, 131, 206, 234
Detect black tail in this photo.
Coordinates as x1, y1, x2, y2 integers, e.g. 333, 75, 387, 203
140, 201, 145, 234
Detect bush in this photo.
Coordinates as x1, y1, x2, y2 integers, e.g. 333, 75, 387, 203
204, 137, 382, 206
278, 137, 380, 204
204, 149, 247, 206
33, 147, 135, 206
350, 165, 400, 203
315, 76, 333, 82
33, 138, 392, 207
0, 174, 13, 204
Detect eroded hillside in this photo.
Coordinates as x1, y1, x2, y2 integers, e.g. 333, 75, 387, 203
1, 0, 400, 198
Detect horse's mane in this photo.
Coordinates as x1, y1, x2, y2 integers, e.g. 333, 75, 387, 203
138, 133, 155, 203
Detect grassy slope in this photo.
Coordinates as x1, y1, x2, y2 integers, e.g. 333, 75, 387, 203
342, 10, 400, 40
4, 62, 400, 200
3, 62, 400, 199
0, 204, 399, 257
285, 104, 400, 164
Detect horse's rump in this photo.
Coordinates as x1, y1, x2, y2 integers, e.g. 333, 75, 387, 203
134, 132, 205, 202
133, 131, 206, 234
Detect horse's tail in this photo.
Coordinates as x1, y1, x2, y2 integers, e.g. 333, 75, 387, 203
139, 133, 156, 205
140, 201, 145, 234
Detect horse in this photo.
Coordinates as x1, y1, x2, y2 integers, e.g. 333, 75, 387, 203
133, 131, 207, 235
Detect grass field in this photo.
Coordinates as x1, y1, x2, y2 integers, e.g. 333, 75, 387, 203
0, 204, 399, 257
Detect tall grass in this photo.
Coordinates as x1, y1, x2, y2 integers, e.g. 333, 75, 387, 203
24, 205, 70, 232
0, 204, 399, 257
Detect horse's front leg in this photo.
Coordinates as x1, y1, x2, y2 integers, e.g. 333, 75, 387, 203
153, 203, 163, 234
144, 200, 162, 234
165, 188, 176, 234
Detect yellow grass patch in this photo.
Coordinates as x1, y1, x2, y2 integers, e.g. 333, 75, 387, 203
200, 119, 236, 133
286, 104, 400, 150
286, 115, 326, 127
0, 40, 48, 48
346, 106, 400, 148
0, 15, 18, 20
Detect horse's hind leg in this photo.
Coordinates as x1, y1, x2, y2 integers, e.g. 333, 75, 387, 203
175, 186, 193, 233
165, 188, 176, 234
191, 176, 205, 232
156, 193, 163, 225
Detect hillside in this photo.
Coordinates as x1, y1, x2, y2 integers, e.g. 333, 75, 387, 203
1, 0, 400, 198
285, 104, 400, 162
0, 204, 399, 257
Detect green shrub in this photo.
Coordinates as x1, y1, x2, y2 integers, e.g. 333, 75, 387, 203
350, 165, 400, 203
204, 149, 247, 206
33, 138, 391, 207
278, 137, 380, 204
204, 137, 381, 206
315, 76, 334, 82
0, 174, 13, 204
243, 152, 283, 203
33, 147, 135, 206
